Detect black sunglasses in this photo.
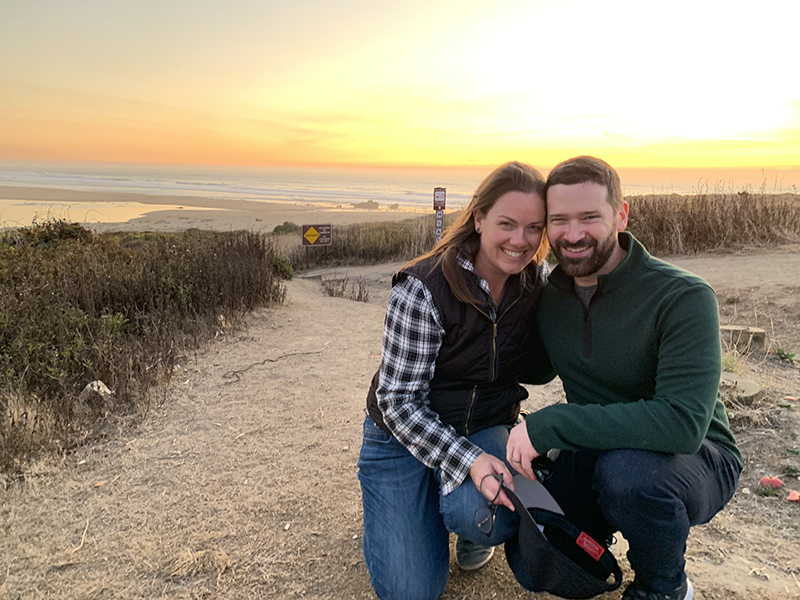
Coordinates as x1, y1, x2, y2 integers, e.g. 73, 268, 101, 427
474, 473, 504, 537
474, 456, 558, 537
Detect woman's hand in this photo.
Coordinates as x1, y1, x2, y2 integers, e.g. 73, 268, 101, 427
469, 452, 515, 511
507, 421, 540, 481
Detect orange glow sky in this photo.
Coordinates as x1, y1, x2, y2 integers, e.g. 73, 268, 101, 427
1, 0, 798, 173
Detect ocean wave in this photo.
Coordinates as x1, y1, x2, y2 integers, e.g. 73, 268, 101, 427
0, 165, 478, 210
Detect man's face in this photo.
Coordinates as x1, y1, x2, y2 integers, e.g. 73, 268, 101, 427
546, 182, 629, 280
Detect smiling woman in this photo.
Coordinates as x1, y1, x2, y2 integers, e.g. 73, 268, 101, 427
359, 161, 553, 600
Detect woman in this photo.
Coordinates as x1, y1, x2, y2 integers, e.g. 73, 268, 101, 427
358, 162, 552, 600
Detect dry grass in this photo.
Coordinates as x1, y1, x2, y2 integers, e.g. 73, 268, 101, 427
169, 548, 231, 580
287, 214, 451, 270
322, 276, 370, 303
628, 191, 800, 255
285, 191, 800, 273
722, 390, 784, 431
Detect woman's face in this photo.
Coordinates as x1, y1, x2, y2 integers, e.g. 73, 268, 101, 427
473, 190, 545, 284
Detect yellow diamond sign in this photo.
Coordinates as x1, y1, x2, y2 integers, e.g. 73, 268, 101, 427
302, 224, 332, 246
304, 226, 320, 245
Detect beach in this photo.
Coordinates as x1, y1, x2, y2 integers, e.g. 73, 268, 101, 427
0, 185, 434, 234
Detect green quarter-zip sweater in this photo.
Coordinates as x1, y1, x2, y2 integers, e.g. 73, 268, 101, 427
527, 232, 742, 467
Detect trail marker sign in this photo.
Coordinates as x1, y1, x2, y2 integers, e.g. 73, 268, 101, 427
302, 224, 332, 246
433, 187, 446, 210
433, 188, 446, 244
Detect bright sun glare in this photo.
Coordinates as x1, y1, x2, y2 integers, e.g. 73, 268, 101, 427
0, 0, 798, 168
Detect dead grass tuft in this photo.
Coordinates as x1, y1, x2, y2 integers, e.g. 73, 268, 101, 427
724, 395, 784, 431
0, 390, 59, 473
322, 276, 370, 302
168, 548, 231, 581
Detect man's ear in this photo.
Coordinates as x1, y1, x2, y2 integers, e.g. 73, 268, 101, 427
616, 202, 629, 232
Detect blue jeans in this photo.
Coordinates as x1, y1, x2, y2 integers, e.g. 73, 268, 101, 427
357, 416, 519, 600
531, 440, 741, 594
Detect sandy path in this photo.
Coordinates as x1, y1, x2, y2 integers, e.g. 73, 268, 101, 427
0, 276, 389, 599
1, 251, 799, 599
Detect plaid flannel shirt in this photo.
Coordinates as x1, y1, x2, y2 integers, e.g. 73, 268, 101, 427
375, 255, 500, 495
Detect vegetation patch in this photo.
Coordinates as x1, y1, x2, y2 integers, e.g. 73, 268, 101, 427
287, 214, 453, 270
322, 276, 370, 303
627, 190, 800, 255
285, 192, 800, 273
272, 221, 301, 235
0, 220, 289, 475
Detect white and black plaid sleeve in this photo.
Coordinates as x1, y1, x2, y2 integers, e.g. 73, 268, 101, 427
376, 275, 482, 495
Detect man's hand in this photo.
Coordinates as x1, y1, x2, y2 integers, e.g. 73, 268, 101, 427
507, 421, 541, 482
469, 452, 515, 511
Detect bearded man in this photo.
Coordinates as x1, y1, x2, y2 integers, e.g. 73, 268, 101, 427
507, 156, 742, 600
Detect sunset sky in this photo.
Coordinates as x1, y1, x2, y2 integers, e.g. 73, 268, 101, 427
1, 0, 798, 173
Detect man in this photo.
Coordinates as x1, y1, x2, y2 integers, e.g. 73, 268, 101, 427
507, 156, 742, 600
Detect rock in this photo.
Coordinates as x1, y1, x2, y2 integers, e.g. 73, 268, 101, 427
80, 380, 113, 402
720, 325, 766, 351
77, 380, 115, 418
353, 200, 379, 210
720, 372, 762, 404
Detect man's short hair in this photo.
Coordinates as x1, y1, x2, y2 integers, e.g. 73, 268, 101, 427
545, 156, 623, 211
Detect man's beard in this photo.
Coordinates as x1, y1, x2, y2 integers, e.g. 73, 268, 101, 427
552, 230, 617, 278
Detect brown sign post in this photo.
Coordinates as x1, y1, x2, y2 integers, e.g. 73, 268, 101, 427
433, 188, 446, 244
302, 224, 332, 268
302, 224, 332, 246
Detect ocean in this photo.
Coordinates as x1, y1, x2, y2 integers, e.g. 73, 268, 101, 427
1, 162, 797, 216
0, 163, 486, 212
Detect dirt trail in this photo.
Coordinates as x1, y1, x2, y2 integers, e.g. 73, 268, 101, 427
1, 251, 799, 599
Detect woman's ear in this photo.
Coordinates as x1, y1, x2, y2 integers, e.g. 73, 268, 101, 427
473, 210, 484, 234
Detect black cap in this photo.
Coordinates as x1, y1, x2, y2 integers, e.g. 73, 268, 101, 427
503, 478, 622, 599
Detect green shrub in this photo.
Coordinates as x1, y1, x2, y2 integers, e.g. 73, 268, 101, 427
0, 220, 289, 474
273, 221, 301, 235
274, 254, 295, 279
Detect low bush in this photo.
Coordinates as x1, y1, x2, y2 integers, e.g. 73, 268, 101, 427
273, 221, 301, 235
0, 221, 288, 474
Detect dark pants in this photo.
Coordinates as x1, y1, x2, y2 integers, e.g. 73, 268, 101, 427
542, 440, 741, 593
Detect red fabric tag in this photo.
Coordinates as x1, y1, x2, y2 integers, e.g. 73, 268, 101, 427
576, 532, 605, 562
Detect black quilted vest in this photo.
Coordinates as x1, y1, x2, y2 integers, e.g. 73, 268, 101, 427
366, 256, 543, 438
